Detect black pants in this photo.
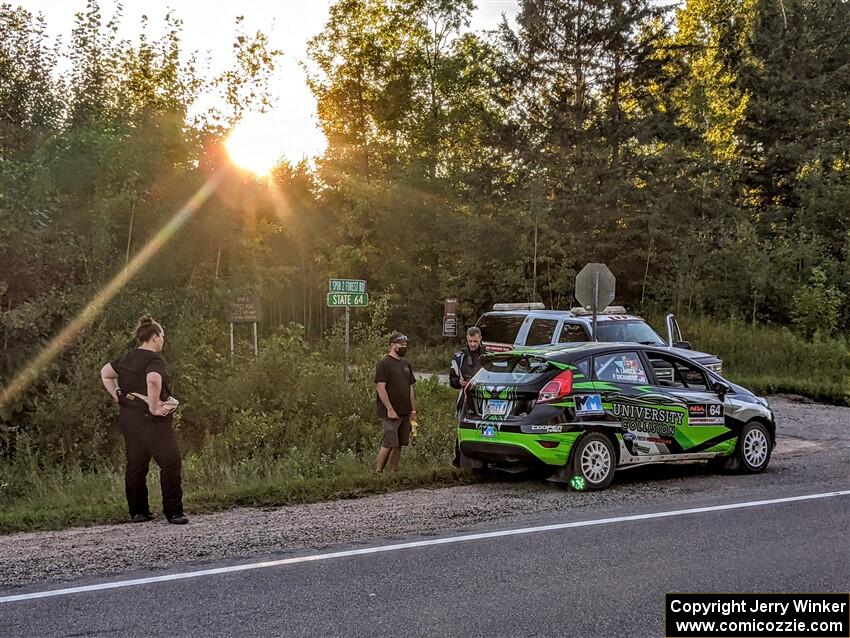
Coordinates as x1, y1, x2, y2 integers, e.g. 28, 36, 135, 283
118, 409, 184, 519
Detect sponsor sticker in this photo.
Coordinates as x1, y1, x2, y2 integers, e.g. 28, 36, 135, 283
528, 425, 563, 433
688, 403, 725, 425
612, 402, 683, 437
689, 404, 706, 418
575, 394, 605, 416
612, 356, 647, 384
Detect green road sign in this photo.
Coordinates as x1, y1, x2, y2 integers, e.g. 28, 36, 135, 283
327, 292, 369, 307
328, 279, 369, 383
329, 279, 366, 294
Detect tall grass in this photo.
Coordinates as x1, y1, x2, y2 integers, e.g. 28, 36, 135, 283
0, 371, 463, 534
681, 317, 850, 405
0, 454, 468, 535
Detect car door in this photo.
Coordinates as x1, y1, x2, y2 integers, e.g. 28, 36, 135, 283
590, 350, 682, 460
643, 350, 735, 456
665, 313, 692, 350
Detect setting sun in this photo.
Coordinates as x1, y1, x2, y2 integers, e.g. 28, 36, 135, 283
225, 108, 327, 176
225, 112, 285, 177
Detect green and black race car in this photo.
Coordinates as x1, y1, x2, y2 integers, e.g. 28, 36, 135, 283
455, 342, 775, 490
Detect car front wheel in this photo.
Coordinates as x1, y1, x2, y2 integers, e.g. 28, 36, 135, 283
736, 421, 772, 473
570, 433, 616, 491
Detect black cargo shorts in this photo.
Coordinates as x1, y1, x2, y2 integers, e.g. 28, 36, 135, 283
381, 415, 412, 448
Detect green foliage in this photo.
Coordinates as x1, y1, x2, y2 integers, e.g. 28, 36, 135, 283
0, 325, 462, 533
409, 342, 457, 374
791, 268, 846, 340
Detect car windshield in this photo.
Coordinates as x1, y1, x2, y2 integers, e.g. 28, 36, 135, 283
476, 355, 551, 384
594, 320, 665, 345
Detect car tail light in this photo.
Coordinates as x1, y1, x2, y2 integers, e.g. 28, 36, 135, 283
538, 440, 560, 449
538, 370, 573, 403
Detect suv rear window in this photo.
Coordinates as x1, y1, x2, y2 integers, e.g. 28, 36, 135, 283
559, 323, 590, 343
477, 355, 551, 384
594, 320, 665, 345
477, 314, 525, 345
526, 319, 558, 346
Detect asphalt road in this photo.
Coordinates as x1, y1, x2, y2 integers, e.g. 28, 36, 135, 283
1, 490, 848, 637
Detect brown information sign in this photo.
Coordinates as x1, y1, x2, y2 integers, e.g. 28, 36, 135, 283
443, 297, 459, 337
229, 296, 262, 323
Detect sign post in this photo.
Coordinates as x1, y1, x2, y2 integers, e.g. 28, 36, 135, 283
575, 264, 616, 340
327, 279, 369, 382
345, 306, 350, 384
228, 295, 262, 356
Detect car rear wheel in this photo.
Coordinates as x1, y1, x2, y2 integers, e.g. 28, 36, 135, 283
570, 433, 616, 491
454, 440, 490, 476
736, 421, 772, 473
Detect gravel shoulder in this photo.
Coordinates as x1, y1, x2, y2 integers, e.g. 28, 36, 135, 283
1, 396, 848, 590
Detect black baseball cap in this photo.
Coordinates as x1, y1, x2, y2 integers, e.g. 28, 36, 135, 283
389, 332, 409, 344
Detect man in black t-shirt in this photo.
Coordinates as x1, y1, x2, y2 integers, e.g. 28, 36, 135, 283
374, 332, 417, 473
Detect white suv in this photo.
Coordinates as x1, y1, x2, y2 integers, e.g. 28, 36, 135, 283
475, 303, 723, 373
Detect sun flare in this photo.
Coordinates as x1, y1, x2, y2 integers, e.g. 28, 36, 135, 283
225, 112, 285, 177
225, 109, 327, 175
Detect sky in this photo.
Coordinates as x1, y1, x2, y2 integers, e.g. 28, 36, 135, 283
18, 1, 521, 165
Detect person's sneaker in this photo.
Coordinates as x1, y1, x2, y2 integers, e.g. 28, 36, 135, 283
131, 513, 154, 523
167, 515, 189, 525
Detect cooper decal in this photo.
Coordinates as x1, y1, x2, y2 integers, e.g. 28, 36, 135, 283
528, 425, 563, 433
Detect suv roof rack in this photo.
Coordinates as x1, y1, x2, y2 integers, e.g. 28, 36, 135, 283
570, 305, 628, 316
492, 303, 546, 311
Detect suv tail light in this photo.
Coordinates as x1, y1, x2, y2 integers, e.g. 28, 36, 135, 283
538, 370, 573, 403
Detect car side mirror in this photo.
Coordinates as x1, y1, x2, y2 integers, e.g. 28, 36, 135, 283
713, 380, 732, 399
672, 340, 692, 350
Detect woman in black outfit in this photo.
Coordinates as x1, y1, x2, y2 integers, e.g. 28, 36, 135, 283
100, 317, 188, 524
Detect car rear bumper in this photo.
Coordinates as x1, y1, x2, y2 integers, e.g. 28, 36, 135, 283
457, 428, 579, 466
459, 441, 543, 465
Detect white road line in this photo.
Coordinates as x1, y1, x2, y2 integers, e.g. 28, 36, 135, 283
2, 489, 848, 604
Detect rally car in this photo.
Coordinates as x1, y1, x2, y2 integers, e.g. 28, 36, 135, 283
474, 304, 723, 374
455, 342, 774, 490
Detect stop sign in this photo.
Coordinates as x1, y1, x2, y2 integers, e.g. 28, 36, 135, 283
575, 263, 616, 311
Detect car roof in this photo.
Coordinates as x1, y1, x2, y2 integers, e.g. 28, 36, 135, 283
492, 342, 670, 360
481, 309, 571, 317
480, 310, 645, 322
